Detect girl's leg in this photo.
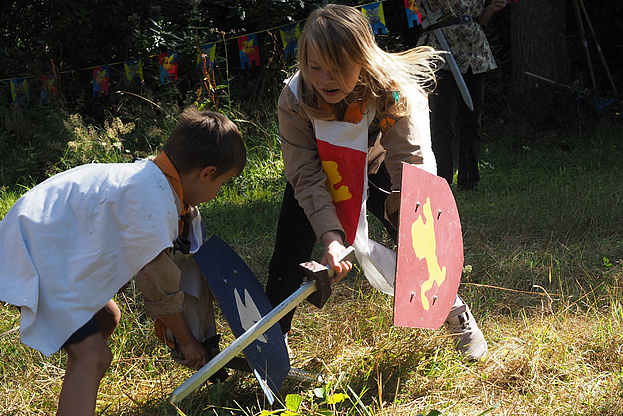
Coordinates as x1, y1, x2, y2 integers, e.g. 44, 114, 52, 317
266, 182, 317, 334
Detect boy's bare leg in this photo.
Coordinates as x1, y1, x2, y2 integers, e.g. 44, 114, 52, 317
57, 332, 111, 416
95, 299, 121, 340
57, 301, 120, 416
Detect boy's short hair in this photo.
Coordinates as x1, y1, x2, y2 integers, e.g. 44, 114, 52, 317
163, 107, 246, 177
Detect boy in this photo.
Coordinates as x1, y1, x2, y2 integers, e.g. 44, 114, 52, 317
0, 107, 246, 415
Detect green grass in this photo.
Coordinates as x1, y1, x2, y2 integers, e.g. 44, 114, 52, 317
1, 110, 623, 415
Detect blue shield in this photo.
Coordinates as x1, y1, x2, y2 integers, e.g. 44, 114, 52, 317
193, 235, 290, 402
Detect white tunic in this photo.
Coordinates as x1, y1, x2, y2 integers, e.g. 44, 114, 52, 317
0, 159, 178, 356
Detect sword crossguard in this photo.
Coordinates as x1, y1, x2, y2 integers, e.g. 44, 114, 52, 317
299, 246, 356, 308
421, 10, 443, 29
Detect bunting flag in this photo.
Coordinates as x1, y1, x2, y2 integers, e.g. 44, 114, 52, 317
159, 52, 178, 84
10, 78, 29, 108
2, 0, 408, 104
124, 59, 144, 85
279, 22, 301, 59
361, 2, 387, 35
238, 34, 260, 69
93, 66, 110, 97
197, 43, 217, 71
404, 0, 422, 27
40, 73, 59, 105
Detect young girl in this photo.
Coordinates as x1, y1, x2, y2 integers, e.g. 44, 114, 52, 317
265, 4, 487, 361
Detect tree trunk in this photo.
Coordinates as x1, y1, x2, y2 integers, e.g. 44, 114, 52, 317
510, 0, 570, 121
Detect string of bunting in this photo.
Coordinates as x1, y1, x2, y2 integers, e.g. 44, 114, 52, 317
5, 0, 514, 107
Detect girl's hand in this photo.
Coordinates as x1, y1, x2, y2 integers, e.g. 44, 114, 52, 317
320, 231, 353, 284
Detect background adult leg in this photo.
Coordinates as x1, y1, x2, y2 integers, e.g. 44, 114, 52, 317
430, 69, 459, 186
457, 69, 485, 191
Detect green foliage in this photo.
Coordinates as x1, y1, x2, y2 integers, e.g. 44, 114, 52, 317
2, 0, 623, 121
603, 257, 613, 268
53, 113, 134, 169
0, 99, 177, 188
0, 104, 66, 186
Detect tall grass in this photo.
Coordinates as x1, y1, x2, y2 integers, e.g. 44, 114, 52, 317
1, 108, 622, 415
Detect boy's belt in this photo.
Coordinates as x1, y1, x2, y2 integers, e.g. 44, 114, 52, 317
423, 15, 475, 31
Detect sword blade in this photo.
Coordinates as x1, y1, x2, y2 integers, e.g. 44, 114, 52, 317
169, 279, 318, 404
432, 29, 474, 112
419, 0, 474, 111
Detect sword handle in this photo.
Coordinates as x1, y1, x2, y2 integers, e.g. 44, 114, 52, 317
326, 246, 357, 278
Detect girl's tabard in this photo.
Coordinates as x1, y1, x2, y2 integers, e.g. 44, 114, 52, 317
289, 72, 396, 294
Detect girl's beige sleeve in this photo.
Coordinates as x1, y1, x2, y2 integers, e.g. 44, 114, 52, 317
378, 90, 437, 227
379, 89, 437, 192
278, 86, 345, 241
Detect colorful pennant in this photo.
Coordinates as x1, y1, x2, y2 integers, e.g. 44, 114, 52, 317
404, 0, 422, 27
159, 52, 178, 84
10, 78, 29, 108
124, 59, 144, 85
361, 2, 387, 35
197, 43, 217, 71
238, 34, 260, 69
3, 1, 415, 103
40, 73, 59, 105
279, 22, 301, 59
93, 66, 110, 97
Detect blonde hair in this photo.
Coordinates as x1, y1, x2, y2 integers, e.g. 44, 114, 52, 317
296, 4, 440, 121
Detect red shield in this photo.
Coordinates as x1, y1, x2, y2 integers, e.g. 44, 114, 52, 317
394, 163, 463, 329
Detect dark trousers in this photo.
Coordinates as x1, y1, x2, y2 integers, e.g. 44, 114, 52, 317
266, 164, 396, 334
429, 68, 485, 190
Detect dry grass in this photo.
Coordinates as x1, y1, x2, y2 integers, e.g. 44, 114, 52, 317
1, 119, 623, 415
5, 266, 621, 415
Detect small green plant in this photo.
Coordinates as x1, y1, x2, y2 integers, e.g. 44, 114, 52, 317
603, 257, 613, 268
258, 394, 302, 416
415, 411, 442, 416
